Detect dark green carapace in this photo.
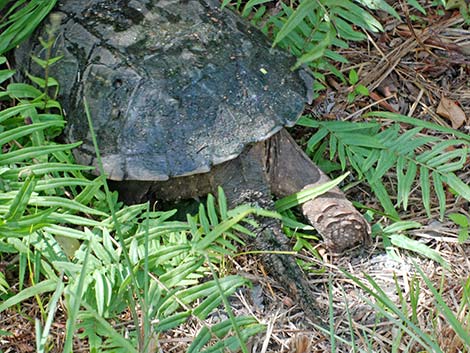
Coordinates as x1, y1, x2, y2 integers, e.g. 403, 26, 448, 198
17, 0, 307, 181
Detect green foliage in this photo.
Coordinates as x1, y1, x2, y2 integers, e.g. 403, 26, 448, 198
62, 203, 261, 352
0, 8, 267, 347
36, 277, 64, 353
221, 0, 383, 92
415, 263, 470, 348
0, 271, 9, 294
227, 1, 407, 70
375, 220, 449, 269
0, 279, 57, 312
446, 0, 470, 23
223, 0, 452, 101
449, 213, 470, 243
0, 0, 57, 55
275, 172, 349, 212
188, 316, 264, 353
344, 268, 446, 353
346, 69, 369, 103
299, 115, 470, 220
309, 270, 463, 353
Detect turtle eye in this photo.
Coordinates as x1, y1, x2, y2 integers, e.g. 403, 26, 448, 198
113, 78, 123, 88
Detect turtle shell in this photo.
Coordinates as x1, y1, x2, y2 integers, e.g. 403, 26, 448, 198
18, 0, 308, 181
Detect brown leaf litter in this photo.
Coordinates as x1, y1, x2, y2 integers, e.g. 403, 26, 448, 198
437, 96, 467, 128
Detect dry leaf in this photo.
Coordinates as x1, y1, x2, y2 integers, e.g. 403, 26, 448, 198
436, 96, 467, 129
282, 295, 295, 308
460, 43, 470, 56
289, 335, 311, 353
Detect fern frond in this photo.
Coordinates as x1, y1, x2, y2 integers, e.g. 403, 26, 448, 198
301, 116, 470, 219
397, 156, 417, 210
238, 0, 373, 71
187, 316, 264, 353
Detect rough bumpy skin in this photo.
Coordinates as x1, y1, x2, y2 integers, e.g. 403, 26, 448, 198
16, 0, 306, 181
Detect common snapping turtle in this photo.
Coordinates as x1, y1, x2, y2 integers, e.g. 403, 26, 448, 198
17, 0, 370, 317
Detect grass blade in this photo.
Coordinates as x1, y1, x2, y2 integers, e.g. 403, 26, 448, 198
0, 279, 57, 313
275, 172, 349, 212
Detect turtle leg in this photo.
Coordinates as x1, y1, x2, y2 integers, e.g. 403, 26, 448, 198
108, 180, 153, 204
209, 143, 322, 321
268, 129, 370, 253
